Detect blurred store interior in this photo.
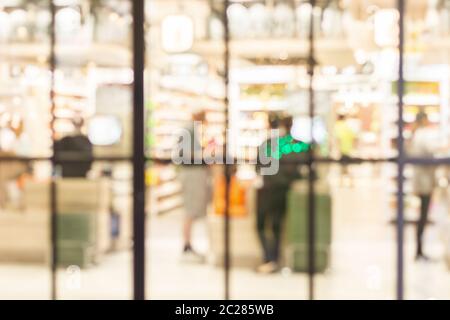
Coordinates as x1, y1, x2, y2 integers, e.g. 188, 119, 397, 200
0, 0, 449, 299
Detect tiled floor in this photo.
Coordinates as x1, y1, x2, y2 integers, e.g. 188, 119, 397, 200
1, 167, 449, 299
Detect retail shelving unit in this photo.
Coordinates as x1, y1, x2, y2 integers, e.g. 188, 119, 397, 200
193, 38, 355, 67
0, 43, 131, 67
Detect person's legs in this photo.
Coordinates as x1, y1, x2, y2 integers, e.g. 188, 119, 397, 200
177, 165, 211, 265
257, 203, 270, 263
340, 156, 352, 187
256, 189, 281, 274
417, 194, 431, 258
270, 211, 285, 263
183, 216, 194, 251
181, 215, 205, 263
180, 167, 207, 261
256, 209, 279, 273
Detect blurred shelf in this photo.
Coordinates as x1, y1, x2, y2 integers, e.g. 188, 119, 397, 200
193, 38, 355, 66
193, 36, 450, 67
153, 181, 181, 199
153, 195, 183, 215
390, 95, 441, 106
0, 42, 131, 67
233, 99, 289, 111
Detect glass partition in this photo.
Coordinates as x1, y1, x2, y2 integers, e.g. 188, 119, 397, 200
145, 0, 224, 299
0, 0, 52, 299
1, 0, 450, 300
52, 0, 133, 299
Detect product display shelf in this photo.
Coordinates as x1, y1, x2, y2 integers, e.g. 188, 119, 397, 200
0, 77, 53, 157
229, 66, 296, 161
231, 107, 270, 161
331, 89, 386, 159
193, 38, 355, 66
0, 42, 131, 67
53, 85, 91, 139
149, 100, 189, 160
150, 72, 224, 212
158, 81, 225, 104
150, 84, 226, 160
381, 66, 450, 155
148, 165, 183, 216
425, 36, 450, 52
193, 38, 350, 56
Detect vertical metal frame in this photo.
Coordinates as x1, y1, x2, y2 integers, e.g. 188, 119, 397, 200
396, 0, 405, 300
49, 0, 57, 300
48, 0, 148, 300
223, 0, 231, 300
306, 0, 408, 300
307, 0, 317, 301
132, 0, 146, 301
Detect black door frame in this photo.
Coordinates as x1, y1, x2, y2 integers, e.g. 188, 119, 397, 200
132, 0, 146, 301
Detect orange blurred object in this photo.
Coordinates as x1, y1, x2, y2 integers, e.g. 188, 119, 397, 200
214, 174, 247, 217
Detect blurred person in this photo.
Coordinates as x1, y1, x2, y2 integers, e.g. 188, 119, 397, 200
334, 114, 356, 186
409, 112, 439, 261
255, 114, 301, 273
0, 117, 30, 208
178, 110, 210, 263
0, 155, 29, 208
54, 117, 93, 178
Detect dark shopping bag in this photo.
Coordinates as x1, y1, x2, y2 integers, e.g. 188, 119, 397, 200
285, 181, 332, 273
57, 213, 96, 267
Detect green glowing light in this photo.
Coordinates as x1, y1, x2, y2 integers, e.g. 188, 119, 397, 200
265, 134, 310, 159
292, 143, 302, 153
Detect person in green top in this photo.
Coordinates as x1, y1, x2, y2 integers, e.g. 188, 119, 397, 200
265, 134, 310, 160
255, 114, 303, 274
